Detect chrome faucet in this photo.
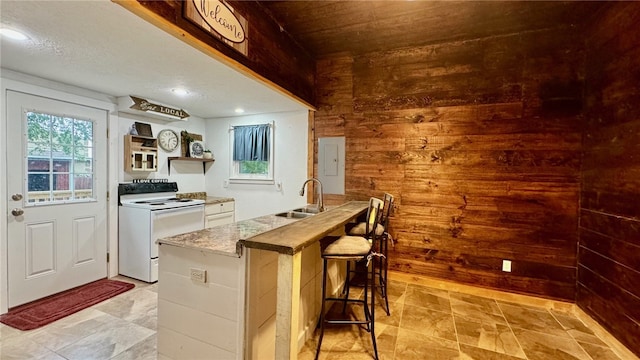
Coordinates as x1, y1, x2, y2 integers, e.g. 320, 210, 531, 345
299, 178, 325, 212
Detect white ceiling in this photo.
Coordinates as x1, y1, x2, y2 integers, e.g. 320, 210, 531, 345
0, 0, 308, 119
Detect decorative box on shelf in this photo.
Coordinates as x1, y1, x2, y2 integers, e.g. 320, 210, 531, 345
180, 131, 202, 157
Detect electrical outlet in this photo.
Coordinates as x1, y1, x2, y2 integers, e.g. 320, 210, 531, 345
223, 180, 229, 188
502, 260, 512, 272
190, 268, 206, 283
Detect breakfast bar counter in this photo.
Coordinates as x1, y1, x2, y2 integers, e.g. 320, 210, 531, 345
240, 201, 368, 254
240, 201, 368, 359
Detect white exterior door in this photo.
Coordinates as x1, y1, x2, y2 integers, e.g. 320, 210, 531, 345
6, 91, 108, 307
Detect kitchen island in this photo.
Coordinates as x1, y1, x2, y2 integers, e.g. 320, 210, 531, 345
156, 201, 368, 360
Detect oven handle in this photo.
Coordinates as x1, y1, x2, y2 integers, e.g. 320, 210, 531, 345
151, 205, 204, 218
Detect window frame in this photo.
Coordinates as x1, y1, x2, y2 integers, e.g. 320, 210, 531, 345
228, 121, 275, 184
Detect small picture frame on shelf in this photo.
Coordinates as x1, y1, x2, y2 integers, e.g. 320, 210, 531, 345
189, 140, 205, 158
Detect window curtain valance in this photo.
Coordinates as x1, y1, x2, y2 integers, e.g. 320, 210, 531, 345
233, 124, 270, 162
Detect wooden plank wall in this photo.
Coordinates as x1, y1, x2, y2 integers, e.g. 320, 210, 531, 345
136, 0, 316, 106
315, 27, 585, 301
579, 2, 640, 357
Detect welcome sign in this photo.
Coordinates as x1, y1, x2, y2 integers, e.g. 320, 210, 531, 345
184, 0, 248, 56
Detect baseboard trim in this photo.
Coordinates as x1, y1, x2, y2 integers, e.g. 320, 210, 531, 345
573, 306, 639, 360
388, 271, 574, 311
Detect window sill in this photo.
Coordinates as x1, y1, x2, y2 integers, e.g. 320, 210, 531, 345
228, 178, 275, 185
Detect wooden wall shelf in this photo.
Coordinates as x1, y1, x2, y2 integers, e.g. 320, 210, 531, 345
167, 157, 214, 175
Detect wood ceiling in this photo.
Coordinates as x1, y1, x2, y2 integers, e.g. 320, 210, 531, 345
258, 1, 608, 58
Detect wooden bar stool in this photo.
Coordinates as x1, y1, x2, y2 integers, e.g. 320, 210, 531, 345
315, 197, 383, 360
345, 193, 394, 315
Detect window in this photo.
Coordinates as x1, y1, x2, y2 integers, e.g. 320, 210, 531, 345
26, 111, 95, 204
229, 123, 274, 183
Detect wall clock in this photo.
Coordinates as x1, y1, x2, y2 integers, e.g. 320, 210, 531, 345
157, 129, 179, 152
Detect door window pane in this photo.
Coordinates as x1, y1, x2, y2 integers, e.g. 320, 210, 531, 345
25, 111, 95, 205
52, 159, 70, 173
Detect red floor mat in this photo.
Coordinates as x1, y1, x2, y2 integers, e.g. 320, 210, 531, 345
0, 279, 135, 331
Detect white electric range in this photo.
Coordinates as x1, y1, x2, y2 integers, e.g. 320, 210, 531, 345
118, 181, 205, 282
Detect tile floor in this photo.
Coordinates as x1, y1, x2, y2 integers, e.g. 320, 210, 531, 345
299, 279, 628, 360
0, 275, 632, 360
0, 277, 157, 360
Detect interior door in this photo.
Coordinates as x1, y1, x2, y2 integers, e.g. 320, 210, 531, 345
6, 91, 108, 307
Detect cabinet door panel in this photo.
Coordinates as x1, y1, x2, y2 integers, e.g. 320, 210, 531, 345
205, 201, 235, 215
220, 202, 235, 212
206, 212, 234, 228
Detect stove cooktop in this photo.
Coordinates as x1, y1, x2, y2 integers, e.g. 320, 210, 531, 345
121, 197, 204, 210
118, 182, 204, 209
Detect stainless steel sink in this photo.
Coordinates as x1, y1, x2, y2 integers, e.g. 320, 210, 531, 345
274, 211, 315, 219
291, 207, 320, 214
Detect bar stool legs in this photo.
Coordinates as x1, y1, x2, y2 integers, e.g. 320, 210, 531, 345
315, 259, 328, 359
379, 233, 390, 316
316, 197, 382, 359
315, 256, 379, 360
341, 247, 390, 316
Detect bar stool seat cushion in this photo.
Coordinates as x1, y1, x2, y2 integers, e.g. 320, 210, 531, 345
323, 235, 372, 259
349, 222, 385, 236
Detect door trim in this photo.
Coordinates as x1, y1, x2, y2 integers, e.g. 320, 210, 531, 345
1, 73, 117, 314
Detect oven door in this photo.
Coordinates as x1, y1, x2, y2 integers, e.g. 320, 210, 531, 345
151, 204, 204, 258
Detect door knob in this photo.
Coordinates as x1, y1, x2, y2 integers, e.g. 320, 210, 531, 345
11, 208, 24, 216
12, 194, 23, 201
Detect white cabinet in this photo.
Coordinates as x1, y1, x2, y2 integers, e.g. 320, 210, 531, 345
205, 201, 235, 228
157, 245, 246, 359
130, 151, 157, 171
124, 135, 158, 172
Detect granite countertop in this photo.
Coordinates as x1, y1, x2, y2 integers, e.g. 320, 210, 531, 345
176, 192, 234, 204
157, 213, 298, 257
176, 191, 207, 200
157, 201, 368, 257
205, 196, 234, 204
